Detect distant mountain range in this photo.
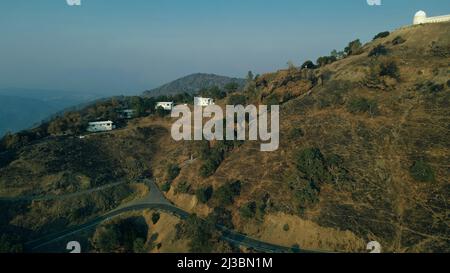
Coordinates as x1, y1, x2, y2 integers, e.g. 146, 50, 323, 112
143, 73, 246, 97
0, 88, 102, 136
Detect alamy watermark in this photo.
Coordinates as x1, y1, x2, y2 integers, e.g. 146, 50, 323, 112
366, 0, 381, 6
171, 104, 279, 152
66, 0, 81, 6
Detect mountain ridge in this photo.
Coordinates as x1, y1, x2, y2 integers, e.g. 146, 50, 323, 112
143, 73, 246, 97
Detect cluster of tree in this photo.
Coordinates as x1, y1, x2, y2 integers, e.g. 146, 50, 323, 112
369, 45, 388, 57
175, 214, 219, 253
166, 163, 180, 182
373, 31, 390, 40
205, 207, 234, 229
227, 94, 247, 106
0, 234, 23, 253
367, 58, 401, 86
344, 39, 364, 56
300, 39, 363, 70
295, 148, 349, 186
288, 148, 349, 213
198, 139, 238, 178
213, 181, 242, 206
196, 185, 213, 204
91, 216, 148, 253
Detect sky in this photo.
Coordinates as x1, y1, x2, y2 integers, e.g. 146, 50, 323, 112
0, 0, 448, 96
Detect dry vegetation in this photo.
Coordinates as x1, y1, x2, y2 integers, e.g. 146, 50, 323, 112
0, 23, 449, 253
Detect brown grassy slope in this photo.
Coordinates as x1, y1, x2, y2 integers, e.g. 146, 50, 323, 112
149, 22, 450, 252
0, 124, 164, 197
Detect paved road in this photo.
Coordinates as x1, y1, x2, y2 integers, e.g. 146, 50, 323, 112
25, 179, 325, 253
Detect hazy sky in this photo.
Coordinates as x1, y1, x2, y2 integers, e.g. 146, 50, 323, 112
0, 0, 448, 95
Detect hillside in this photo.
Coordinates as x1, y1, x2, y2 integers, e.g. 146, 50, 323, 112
143, 73, 246, 97
0, 22, 449, 253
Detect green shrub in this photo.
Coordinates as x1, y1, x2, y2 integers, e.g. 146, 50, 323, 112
227, 94, 247, 106
175, 214, 216, 253
316, 56, 337, 67
91, 216, 148, 253
214, 181, 241, 206
200, 160, 219, 178
166, 163, 180, 182
410, 160, 435, 182
346, 97, 379, 116
369, 45, 388, 57
224, 82, 240, 93
301, 60, 317, 69
293, 180, 320, 212
379, 59, 400, 79
206, 207, 234, 229
196, 186, 213, 203
392, 36, 406, 45
160, 182, 171, 192
416, 81, 445, 93
199, 145, 226, 177
151, 212, 160, 224
295, 148, 332, 183
373, 31, 390, 40
345, 39, 363, 56
239, 202, 256, 219
283, 224, 290, 231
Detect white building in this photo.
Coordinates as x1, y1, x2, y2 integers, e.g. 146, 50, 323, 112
155, 102, 174, 111
413, 10, 450, 25
87, 121, 115, 132
194, 97, 215, 106
119, 109, 136, 119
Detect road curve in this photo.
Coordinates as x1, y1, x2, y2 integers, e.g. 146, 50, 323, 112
24, 179, 326, 253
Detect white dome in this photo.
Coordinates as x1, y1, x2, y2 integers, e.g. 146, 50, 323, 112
415, 10, 427, 17
413, 10, 427, 24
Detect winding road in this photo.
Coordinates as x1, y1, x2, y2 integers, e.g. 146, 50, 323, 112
24, 179, 323, 253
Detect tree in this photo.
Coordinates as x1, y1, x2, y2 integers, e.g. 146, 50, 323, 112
239, 202, 256, 219
167, 163, 180, 182
344, 39, 363, 56
316, 56, 337, 67
330, 49, 345, 60
176, 214, 217, 253
206, 207, 234, 229
378, 59, 400, 79
301, 60, 317, 69
213, 181, 241, 206
151, 212, 160, 224
369, 45, 388, 57
295, 148, 332, 184
224, 82, 239, 93
155, 106, 167, 117
227, 94, 247, 106
196, 186, 213, 203
246, 71, 254, 82
373, 31, 390, 40
133, 238, 146, 253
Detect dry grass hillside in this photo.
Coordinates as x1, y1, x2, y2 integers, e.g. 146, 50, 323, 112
147, 23, 450, 252
0, 23, 448, 253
